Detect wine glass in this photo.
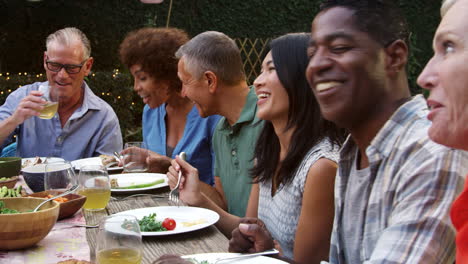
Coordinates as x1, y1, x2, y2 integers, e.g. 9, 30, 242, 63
77, 165, 111, 211
44, 161, 76, 192
38, 84, 59, 119
122, 142, 149, 173
96, 215, 143, 264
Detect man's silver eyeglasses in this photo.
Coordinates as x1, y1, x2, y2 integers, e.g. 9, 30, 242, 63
45, 56, 88, 74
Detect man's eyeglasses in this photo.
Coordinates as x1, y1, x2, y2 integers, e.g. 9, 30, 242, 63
45, 57, 88, 74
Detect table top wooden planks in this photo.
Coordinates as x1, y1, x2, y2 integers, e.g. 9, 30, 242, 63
84, 187, 229, 264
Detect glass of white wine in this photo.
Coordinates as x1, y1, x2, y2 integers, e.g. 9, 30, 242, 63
38, 84, 59, 119
77, 164, 111, 211
96, 214, 143, 264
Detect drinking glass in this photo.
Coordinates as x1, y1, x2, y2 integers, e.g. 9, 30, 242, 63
96, 215, 143, 264
38, 84, 59, 119
122, 142, 148, 173
77, 165, 111, 211
44, 161, 76, 192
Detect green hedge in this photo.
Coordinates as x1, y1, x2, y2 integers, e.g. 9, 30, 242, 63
0, 0, 442, 139
0, 0, 440, 93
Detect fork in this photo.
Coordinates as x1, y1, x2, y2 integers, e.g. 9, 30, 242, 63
213, 248, 279, 263
113, 151, 122, 163
59, 223, 99, 228
169, 152, 186, 207
110, 194, 168, 201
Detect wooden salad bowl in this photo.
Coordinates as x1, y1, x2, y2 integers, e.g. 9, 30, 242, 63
27, 190, 86, 220
0, 197, 59, 250
0, 176, 19, 189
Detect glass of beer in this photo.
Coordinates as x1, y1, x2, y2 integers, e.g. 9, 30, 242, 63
38, 84, 59, 119
77, 164, 111, 211
96, 214, 143, 264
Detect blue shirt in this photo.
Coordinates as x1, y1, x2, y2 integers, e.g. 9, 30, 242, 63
0, 81, 123, 160
142, 104, 220, 185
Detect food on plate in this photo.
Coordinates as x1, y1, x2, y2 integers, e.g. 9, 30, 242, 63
21, 156, 43, 168
97, 247, 141, 264
162, 217, 176, 230
99, 154, 117, 167
110, 178, 165, 189
138, 213, 177, 232
0, 177, 12, 182
0, 186, 22, 198
0, 201, 20, 214
181, 219, 207, 227
110, 178, 119, 188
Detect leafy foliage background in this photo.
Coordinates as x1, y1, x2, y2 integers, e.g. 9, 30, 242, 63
0, 0, 440, 139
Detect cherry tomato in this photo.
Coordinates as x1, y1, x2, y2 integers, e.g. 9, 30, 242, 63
162, 218, 176, 230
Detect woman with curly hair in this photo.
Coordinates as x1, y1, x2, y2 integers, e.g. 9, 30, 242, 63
119, 27, 220, 184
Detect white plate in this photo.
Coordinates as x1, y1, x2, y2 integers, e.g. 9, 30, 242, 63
183, 253, 287, 264
21, 157, 64, 167
110, 173, 168, 192
114, 206, 220, 236
71, 157, 123, 171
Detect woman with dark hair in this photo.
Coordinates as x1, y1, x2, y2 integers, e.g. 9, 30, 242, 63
167, 33, 344, 263
119, 27, 220, 184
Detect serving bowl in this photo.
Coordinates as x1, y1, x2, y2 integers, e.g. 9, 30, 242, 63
0, 197, 59, 250
0, 157, 22, 178
0, 176, 19, 189
22, 163, 73, 193
28, 190, 86, 219
21, 164, 47, 193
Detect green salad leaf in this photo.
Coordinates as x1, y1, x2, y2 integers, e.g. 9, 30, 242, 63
0, 201, 20, 214
138, 213, 167, 232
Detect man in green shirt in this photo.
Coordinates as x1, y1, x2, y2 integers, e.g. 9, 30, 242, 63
172, 31, 263, 234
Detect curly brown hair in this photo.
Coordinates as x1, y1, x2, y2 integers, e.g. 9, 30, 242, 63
119, 27, 189, 93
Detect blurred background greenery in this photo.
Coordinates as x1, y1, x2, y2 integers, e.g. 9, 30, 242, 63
0, 0, 440, 140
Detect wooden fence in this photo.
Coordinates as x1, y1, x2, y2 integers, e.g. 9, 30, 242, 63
235, 37, 271, 85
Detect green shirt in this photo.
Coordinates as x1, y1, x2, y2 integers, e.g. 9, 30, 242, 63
213, 86, 264, 216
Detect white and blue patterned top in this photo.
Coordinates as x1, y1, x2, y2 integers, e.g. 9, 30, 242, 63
258, 139, 339, 259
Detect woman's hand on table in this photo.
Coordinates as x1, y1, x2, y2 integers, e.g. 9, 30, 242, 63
119, 146, 148, 165
167, 155, 204, 206
146, 150, 171, 173
229, 217, 275, 254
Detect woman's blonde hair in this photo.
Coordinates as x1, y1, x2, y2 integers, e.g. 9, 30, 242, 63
441, 0, 457, 17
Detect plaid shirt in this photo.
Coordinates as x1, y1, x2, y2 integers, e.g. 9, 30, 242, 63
330, 95, 468, 263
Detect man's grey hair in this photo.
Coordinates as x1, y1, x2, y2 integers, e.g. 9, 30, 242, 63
441, 0, 457, 17
46, 27, 91, 60
175, 31, 245, 85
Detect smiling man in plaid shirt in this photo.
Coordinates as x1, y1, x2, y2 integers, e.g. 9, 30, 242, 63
305, 0, 468, 263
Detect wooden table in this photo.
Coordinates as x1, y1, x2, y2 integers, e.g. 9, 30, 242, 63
84, 186, 229, 264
